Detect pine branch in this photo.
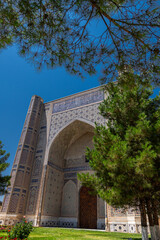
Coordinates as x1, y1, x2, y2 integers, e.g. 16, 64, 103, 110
90, 0, 152, 51
75, 6, 94, 45
99, 11, 121, 61
115, 19, 160, 28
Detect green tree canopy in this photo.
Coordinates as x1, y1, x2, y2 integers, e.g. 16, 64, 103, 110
0, 0, 160, 81
78, 71, 160, 239
0, 140, 10, 195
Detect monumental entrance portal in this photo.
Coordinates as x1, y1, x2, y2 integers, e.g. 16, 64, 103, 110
0, 86, 142, 232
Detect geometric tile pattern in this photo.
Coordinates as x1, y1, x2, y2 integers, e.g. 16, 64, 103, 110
48, 102, 105, 145
26, 109, 47, 215
110, 223, 128, 232
8, 193, 19, 213
52, 89, 104, 113
111, 207, 127, 217
18, 193, 26, 214
1, 193, 10, 212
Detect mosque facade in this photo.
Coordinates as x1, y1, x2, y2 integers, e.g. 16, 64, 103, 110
0, 86, 142, 233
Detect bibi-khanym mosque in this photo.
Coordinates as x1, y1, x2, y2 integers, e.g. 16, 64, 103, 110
0, 86, 142, 233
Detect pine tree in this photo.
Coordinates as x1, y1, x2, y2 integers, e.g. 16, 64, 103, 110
78, 70, 160, 240
0, 0, 159, 81
0, 140, 11, 195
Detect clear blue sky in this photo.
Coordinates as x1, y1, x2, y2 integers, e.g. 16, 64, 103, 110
0, 46, 100, 201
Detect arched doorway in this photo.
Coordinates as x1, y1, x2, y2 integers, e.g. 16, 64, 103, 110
41, 120, 95, 226
79, 186, 97, 229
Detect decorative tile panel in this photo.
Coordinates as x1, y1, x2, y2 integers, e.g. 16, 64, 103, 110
111, 207, 127, 217
41, 220, 59, 227
64, 172, 77, 179
8, 193, 19, 213
128, 224, 136, 233
48, 161, 63, 172
53, 90, 104, 113
32, 158, 43, 177
18, 193, 26, 214
48, 161, 91, 172
27, 186, 38, 213
111, 223, 128, 232
42, 167, 63, 216
48, 103, 105, 145
1, 193, 10, 212
64, 166, 91, 172
59, 221, 77, 228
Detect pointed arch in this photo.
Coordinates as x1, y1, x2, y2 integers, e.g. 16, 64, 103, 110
48, 118, 95, 150
48, 119, 94, 168
61, 180, 77, 217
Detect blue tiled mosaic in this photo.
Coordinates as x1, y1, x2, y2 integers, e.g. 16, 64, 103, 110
48, 161, 91, 172
52, 90, 104, 113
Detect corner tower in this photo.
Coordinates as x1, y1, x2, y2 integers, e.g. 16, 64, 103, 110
0, 96, 44, 224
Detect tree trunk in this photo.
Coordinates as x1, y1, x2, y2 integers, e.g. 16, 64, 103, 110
152, 199, 160, 240
146, 199, 156, 240
139, 199, 149, 240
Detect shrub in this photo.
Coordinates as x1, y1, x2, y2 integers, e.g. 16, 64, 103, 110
0, 226, 7, 232
0, 225, 13, 233
8, 217, 33, 240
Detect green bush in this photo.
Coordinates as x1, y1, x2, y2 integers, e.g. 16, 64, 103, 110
0, 225, 13, 232
8, 217, 33, 240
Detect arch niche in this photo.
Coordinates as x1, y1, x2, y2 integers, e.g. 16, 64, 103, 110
48, 119, 95, 169
41, 119, 96, 225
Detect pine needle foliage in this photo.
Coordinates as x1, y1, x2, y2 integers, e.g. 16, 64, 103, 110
0, 0, 160, 81
78, 70, 160, 208
0, 141, 11, 195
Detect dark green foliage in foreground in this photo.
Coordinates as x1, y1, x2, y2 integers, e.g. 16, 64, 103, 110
79, 70, 160, 208
0, 227, 143, 240
8, 217, 33, 240
0, 0, 160, 81
0, 141, 10, 195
